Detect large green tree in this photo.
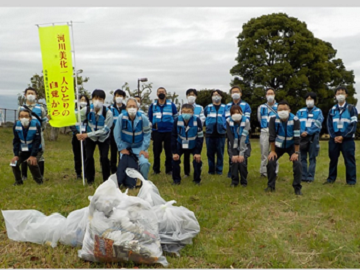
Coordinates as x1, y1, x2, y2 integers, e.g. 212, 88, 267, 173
230, 13, 357, 133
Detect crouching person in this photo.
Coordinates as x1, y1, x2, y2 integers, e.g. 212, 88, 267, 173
11, 109, 43, 186
226, 105, 251, 187
171, 104, 204, 185
114, 97, 151, 188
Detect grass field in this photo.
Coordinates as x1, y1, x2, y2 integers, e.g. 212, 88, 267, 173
0, 127, 360, 268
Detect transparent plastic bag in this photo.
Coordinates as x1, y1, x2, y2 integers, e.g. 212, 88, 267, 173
152, 200, 201, 256
2, 209, 66, 247
125, 168, 166, 206
78, 178, 168, 267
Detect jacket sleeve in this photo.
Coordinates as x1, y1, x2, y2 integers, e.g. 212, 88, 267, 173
257, 105, 262, 123
113, 114, 130, 152
307, 109, 324, 135
293, 117, 300, 146
203, 106, 208, 126
87, 109, 113, 141
148, 103, 153, 124
30, 123, 42, 157
194, 117, 204, 155
244, 103, 251, 120
41, 106, 48, 130
327, 109, 336, 138
269, 117, 276, 143
171, 117, 179, 155
199, 106, 206, 125
226, 121, 237, 157
69, 125, 79, 134
141, 115, 151, 151
13, 124, 20, 156
343, 106, 358, 138
239, 120, 250, 156
172, 103, 178, 118
296, 110, 305, 134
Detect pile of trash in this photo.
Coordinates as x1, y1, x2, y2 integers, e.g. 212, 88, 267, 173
1, 169, 200, 266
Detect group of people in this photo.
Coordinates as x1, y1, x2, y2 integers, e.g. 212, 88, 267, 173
10, 85, 357, 195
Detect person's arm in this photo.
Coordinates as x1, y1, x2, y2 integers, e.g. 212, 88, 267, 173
194, 118, 204, 154
226, 121, 237, 157
69, 125, 79, 134
113, 114, 131, 151
141, 115, 151, 151
225, 104, 231, 119
296, 110, 305, 134
343, 107, 358, 138
244, 103, 251, 120
239, 120, 250, 156
221, 108, 227, 130
293, 117, 301, 146
307, 109, 324, 135
268, 117, 276, 143
40, 106, 48, 130
148, 103, 153, 125
13, 124, 21, 157
30, 123, 42, 157
257, 105, 262, 123
199, 106, 206, 125
87, 109, 113, 140
172, 103, 178, 119
171, 117, 179, 155
203, 106, 208, 127
327, 109, 336, 138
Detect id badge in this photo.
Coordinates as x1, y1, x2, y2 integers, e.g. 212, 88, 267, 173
21, 144, 29, 152
275, 137, 282, 148
306, 120, 312, 127
182, 140, 189, 149
10, 161, 17, 167
337, 120, 343, 129
308, 114, 313, 118
156, 113, 162, 119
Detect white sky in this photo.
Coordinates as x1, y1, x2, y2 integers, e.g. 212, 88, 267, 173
0, 6, 360, 110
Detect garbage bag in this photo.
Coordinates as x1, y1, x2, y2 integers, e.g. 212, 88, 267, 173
2, 209, 66, 247
125, 168, 166, 206
152, 200, 201, 256
78, 178, 168, 266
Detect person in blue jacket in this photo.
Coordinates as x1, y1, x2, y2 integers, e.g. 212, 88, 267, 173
266, 100, 302, 195
180, 88, 205, 178
171, 104, 204, 185
225, 85, 252, 178
324, 86, 358, 185
203, 89, 227, 175
148, 87, 178, 175
114, 97, 151, 184
108, 89, 127, 174
10, 109, 43, 186
296, 92, 324, 183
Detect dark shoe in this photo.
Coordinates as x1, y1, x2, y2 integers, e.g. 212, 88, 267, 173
230, 183, 238, 187
152, 171, 161, 175
208, 172, 215, 175
87, 181, 94, 185
13, 181, 24, 186
346, 183, 356, 186
241, 184, 247, 187
166, 171, 173, 175
171, 182, 180, 185
193, 181, 201, 186
22, 176, 27, 181
265, 187, 275, 192
323, 180, 334, 185
295, 190, 303, 195
227, 173, 231, 178
183, 174, 189, 178
216, 172, 223, 175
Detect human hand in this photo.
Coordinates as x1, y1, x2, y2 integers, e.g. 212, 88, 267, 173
301, 132, 308, 137
173, 154, 179, 161
27, 156, 38, 166
139, 150, 149, 159
268, 151, 277, 161
290, 153, 299, 162
121, 149, 130, 155
194, 154, 201, 163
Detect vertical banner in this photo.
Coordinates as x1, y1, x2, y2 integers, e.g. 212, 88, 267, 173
38, 25, 76, 127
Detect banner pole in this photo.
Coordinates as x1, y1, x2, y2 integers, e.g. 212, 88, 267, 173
69, 21, 86, 186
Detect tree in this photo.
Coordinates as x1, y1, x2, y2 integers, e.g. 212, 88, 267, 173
166, 91, 181, 111
230, 13, 357, 133
116, 82, 153, 113
19, 70, 90, 141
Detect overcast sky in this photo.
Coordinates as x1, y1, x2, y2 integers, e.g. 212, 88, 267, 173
0, 7, 360, 110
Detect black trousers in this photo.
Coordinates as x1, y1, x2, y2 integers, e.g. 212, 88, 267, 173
109, 127, 119, 174
13, 151, 43, 185
72, 134, 86, 176
172, 148, 202, 184
267, 146, 302, 192
231, 157, 248, 186
152, 131, 172, 173
183, 151, 191, 176
85, 137, 110, 184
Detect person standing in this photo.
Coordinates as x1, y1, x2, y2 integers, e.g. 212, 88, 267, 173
180, 88, 205, 177
225, 85, 251, 178
171, 104, 204, 185
108, 89, 127, 174
114, 97, 151, 187
10, 109, 43, 186
76, 89, 113, 185
19, 87, 47, 180
69, 94, 90, 179
203, 90, 227, 175
324, 86, 357, 185
226, 105, 251, 187
296, 92, 324, 183
265, 100, 302, 195
148, 87, 178, 175
257, 88, 278, 178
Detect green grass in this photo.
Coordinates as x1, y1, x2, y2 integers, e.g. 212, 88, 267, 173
0, 128, 360, 268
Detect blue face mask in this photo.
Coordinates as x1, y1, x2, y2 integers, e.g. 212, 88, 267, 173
182, 113, 193, 121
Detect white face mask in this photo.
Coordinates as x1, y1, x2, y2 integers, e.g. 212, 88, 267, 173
231, 93, 241, 100
26, 94, 36, 102
231, 114, 242, 122
278, 110, 289, 120
79, 101, 87, 108
20, 118, 30, 126
336, 94, 346, 103
187, 96, 196, 104
128, 108, 137, 117
212, 96, 222, 103
93, 100, 103, 109
306, 99, 314, 108
267, 95, 275, 103
115, 97, 123, 104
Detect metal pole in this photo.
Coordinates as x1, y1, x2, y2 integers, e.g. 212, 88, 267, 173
137, 79, 140, 96
70, 21, 85, 186
4, 109, 6, 124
